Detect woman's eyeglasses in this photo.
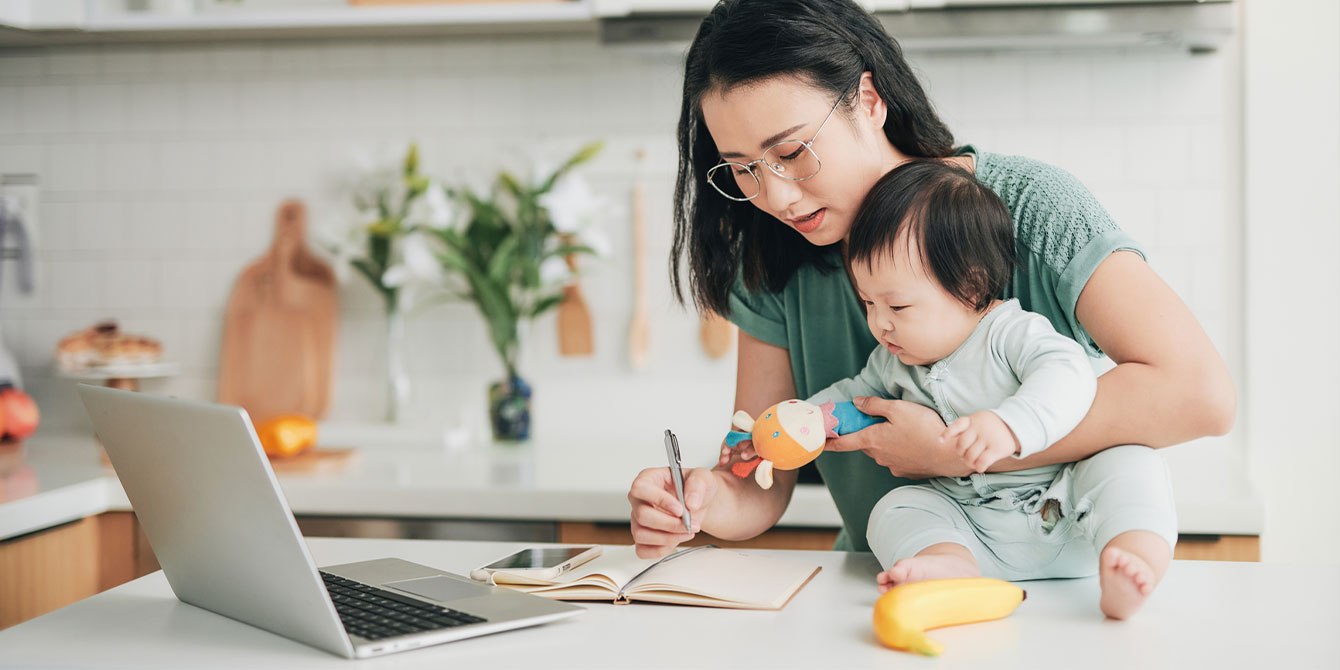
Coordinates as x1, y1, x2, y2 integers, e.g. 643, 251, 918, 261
705, 87, 852, 202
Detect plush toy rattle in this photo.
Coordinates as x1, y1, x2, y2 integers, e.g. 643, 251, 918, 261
725, 399, 884, 488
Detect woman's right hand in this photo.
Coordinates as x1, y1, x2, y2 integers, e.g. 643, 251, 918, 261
627, 466, 719, 559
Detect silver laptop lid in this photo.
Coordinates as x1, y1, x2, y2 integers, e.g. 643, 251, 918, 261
77, 384, 354, 658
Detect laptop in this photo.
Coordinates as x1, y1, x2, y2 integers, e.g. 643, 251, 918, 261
76, 384, 584, 659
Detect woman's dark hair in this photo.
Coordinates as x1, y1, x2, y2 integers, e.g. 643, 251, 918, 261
671, 0, 956, 315
848, 161, 1017, 312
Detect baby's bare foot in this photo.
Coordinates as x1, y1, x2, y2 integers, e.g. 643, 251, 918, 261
876, 554, 979, 593
1099, 546, 1157, 619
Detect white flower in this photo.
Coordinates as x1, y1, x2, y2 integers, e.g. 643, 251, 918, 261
317, 226, 364, 285
406, 182, 455, 230
402, 232, 445, 283
539, 174, 606, 234
582, 227, 612, 258
381, 232, 444, 288
539, 256, 571, 286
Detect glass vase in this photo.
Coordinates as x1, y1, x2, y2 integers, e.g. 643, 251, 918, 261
488, 372, 531, 442
384, 292, 410, 423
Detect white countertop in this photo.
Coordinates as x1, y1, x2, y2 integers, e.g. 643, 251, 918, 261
0, 537, 1334, 669
0, 427, 1265, 542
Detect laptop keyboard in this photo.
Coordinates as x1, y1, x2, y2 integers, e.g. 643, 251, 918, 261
320, 571, 488, 641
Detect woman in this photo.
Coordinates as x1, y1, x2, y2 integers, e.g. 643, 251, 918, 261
626, 0, 1235, 558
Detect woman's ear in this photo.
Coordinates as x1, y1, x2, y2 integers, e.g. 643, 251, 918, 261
856, 71, 888, 133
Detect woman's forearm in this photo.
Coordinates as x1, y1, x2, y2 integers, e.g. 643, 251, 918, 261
992, 356, 1236, 471
987, 251, 1237, 472
699, 467, 796, 540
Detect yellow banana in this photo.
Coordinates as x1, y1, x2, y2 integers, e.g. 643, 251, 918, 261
872, 577, 1026, 656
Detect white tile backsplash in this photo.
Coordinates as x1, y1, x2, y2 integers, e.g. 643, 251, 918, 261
47, 47, 102, 78
73, 85, 126, 134
0, 141, 43, 175
1122, 122, 1194, 184
46, 258, 105, 310
73, 200, 128, 252
124, 81, 183, 133
0, 87, 19, 134
45, 142, 102, 193
102, 142, 161, 193
98, 47, 157, 77
101, 260, 158, 311
209, 44, 271, 74
0, 37, 1240, 460
1024, 56, 1093, 121
157, 140, 215, 191
20, 85, 74, 134
182, 80, 240, 133
126, 199, 185, 252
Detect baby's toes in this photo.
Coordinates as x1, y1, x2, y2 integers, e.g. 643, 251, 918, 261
888, 562, 912, 583
1100, 549, 1118, 571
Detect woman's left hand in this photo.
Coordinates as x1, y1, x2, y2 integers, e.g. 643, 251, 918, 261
823, 396, 971, 479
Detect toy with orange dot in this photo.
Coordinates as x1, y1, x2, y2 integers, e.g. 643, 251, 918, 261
725, 399, 884, 488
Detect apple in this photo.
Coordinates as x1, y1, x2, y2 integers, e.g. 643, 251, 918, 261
0, 383, 39, 442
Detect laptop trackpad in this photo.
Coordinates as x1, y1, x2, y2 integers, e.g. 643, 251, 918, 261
384, 575, 494, 603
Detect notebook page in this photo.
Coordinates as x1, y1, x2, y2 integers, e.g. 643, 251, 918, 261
629, 548, 820, 608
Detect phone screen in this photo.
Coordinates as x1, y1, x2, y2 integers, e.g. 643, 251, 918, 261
483, 547, 592, 570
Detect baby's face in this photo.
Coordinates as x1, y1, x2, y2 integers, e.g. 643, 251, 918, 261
853, 235, 985, 367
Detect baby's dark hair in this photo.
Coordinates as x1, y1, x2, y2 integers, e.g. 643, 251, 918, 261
848, 160, 1018, 312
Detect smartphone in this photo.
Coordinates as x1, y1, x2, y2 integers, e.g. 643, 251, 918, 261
468, 545, 602, 582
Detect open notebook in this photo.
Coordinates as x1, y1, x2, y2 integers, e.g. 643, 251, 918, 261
477, 545, 821, 610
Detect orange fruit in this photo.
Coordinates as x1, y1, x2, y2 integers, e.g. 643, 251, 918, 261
255, 415, 318, 459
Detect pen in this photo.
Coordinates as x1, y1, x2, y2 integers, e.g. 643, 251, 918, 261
663, 429, 691, 531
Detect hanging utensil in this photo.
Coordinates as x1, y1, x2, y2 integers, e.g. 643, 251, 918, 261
699, 311, 736, 359
628, 149, 650, 370
557, 233, 594, 356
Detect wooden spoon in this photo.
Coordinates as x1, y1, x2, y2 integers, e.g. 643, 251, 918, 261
699, 311, 736, 359
628, 151, 650, 370
557, 233, 594, 356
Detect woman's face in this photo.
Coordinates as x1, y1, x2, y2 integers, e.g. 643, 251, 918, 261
700, 73, 903, 246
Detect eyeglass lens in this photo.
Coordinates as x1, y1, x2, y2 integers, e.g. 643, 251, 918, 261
708, 140, 820, 201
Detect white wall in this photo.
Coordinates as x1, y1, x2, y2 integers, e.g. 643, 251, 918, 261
0, 29, 1252, 547
1242, 0, 1340, 563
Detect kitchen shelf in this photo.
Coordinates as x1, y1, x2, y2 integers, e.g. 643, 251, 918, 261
0, 0, 1235, 50
0, 1, 599, 47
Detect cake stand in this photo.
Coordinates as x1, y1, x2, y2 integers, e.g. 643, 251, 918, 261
57, 362, 181, 392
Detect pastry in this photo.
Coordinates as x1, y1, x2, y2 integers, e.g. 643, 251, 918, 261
56, 320, 162, 371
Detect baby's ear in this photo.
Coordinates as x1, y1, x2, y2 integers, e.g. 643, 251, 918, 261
963, 266, 992, 309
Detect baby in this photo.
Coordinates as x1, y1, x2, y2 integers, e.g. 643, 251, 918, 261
807, 160, 1177, 619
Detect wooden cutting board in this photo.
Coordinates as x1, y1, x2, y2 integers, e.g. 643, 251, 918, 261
217, 200, 338, 424
268, 447, 358, 474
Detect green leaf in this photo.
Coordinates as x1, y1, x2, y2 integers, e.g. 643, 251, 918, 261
498, 172, 525, 199
350, 257, 385, 291
366, 218, 399, 236
528, 293, 565, 318
403, 143, 419, 176
543, 243, 596, 261
486, 235, 521, 284
540, 140, 603, 193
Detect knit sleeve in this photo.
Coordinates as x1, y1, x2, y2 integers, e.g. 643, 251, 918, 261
726, 274, 788, 349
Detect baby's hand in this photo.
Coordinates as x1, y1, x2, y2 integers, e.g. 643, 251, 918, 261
939, 411, 1019, 474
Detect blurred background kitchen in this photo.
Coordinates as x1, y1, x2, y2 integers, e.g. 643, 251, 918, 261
0, 0, 1336, 629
